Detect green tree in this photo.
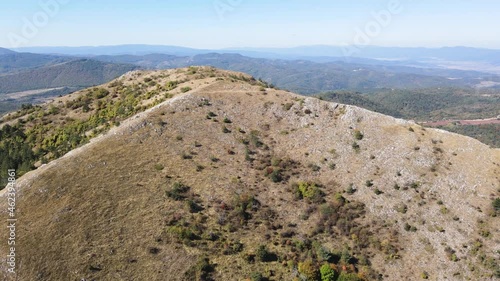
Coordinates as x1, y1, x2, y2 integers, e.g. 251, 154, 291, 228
320, 263, 337, 281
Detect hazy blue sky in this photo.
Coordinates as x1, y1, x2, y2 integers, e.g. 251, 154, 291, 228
1, 0, 499, 49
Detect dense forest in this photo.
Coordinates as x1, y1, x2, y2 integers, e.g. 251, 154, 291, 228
435, 124, 500, 148
318, 88, 500, 121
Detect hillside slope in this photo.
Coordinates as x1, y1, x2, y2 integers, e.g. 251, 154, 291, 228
0, 67, 498, 281
0, 52, 73, 75
0, 48, 15, 55
0, 59, 137, 94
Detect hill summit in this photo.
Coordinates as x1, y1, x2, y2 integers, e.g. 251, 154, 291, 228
0, 67, 499, 280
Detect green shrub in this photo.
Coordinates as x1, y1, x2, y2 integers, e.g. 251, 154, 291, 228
283, 102, 293, 111
320, 263, 337, 281
346, 184, 356, 194
223, 117, 232, 123
249, 131, 263, 147
166, 182, 190, 201
167, 225, 198, 241
154, 163, 164, 171
165, 81, 179, 90
333, 193, 346, 205
296, 182, 324, 202
180, 87, 192, 93
93, 88, 110, 99
186, 199, 203, 213
352, 142, 360, 152
404, 223, 417, 232
493, 198, 500, 212
353, 130, 364, 140
269, 168, 282, 183
222, 126, 231, 133
250, 272, 264, 281
308, 163, 321, 172
256, 245, 271, 262
395, 204, 408, 214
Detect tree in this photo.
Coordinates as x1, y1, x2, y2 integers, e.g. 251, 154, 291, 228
320, 264, 337, 281
298, 260, 318, 281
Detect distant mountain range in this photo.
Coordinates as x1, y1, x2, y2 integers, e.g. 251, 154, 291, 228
11, 44, 500, 73
1, 45, 499, 124
229, 45, 500, 63
92, 52, 500, 94
5, 47, 500, 96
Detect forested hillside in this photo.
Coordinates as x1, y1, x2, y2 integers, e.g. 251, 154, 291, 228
0, 59, 137, 94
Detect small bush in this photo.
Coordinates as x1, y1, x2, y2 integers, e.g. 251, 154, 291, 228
180, 87, 192, 93
154, 163, 164, 171
298, 260, 318, 281
352, 142, 360, 152
493, 198, 500, 214
296, 182, 324, 203
395, 204, 408, 214
250, 272, 264, 281
186, 199, 203, 213
164, 80, 179, 90
223, 117, 232, 123
353, 130, 364, 140
283, 102, 293, 111
166, 182, 190, 201
185, 256, 214, 280
346, 184, 356, 194
182, 152, 193, 159
404, 223, 417, 232
256, 245, 271, 262
268, 168, 282, 183
320, 263, 337, 281
167, 225, 198, 241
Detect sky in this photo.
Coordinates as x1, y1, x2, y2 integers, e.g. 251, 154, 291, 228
1, 0, 500, 49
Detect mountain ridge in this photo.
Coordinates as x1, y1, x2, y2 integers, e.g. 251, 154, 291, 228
0, 67, 498, 280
